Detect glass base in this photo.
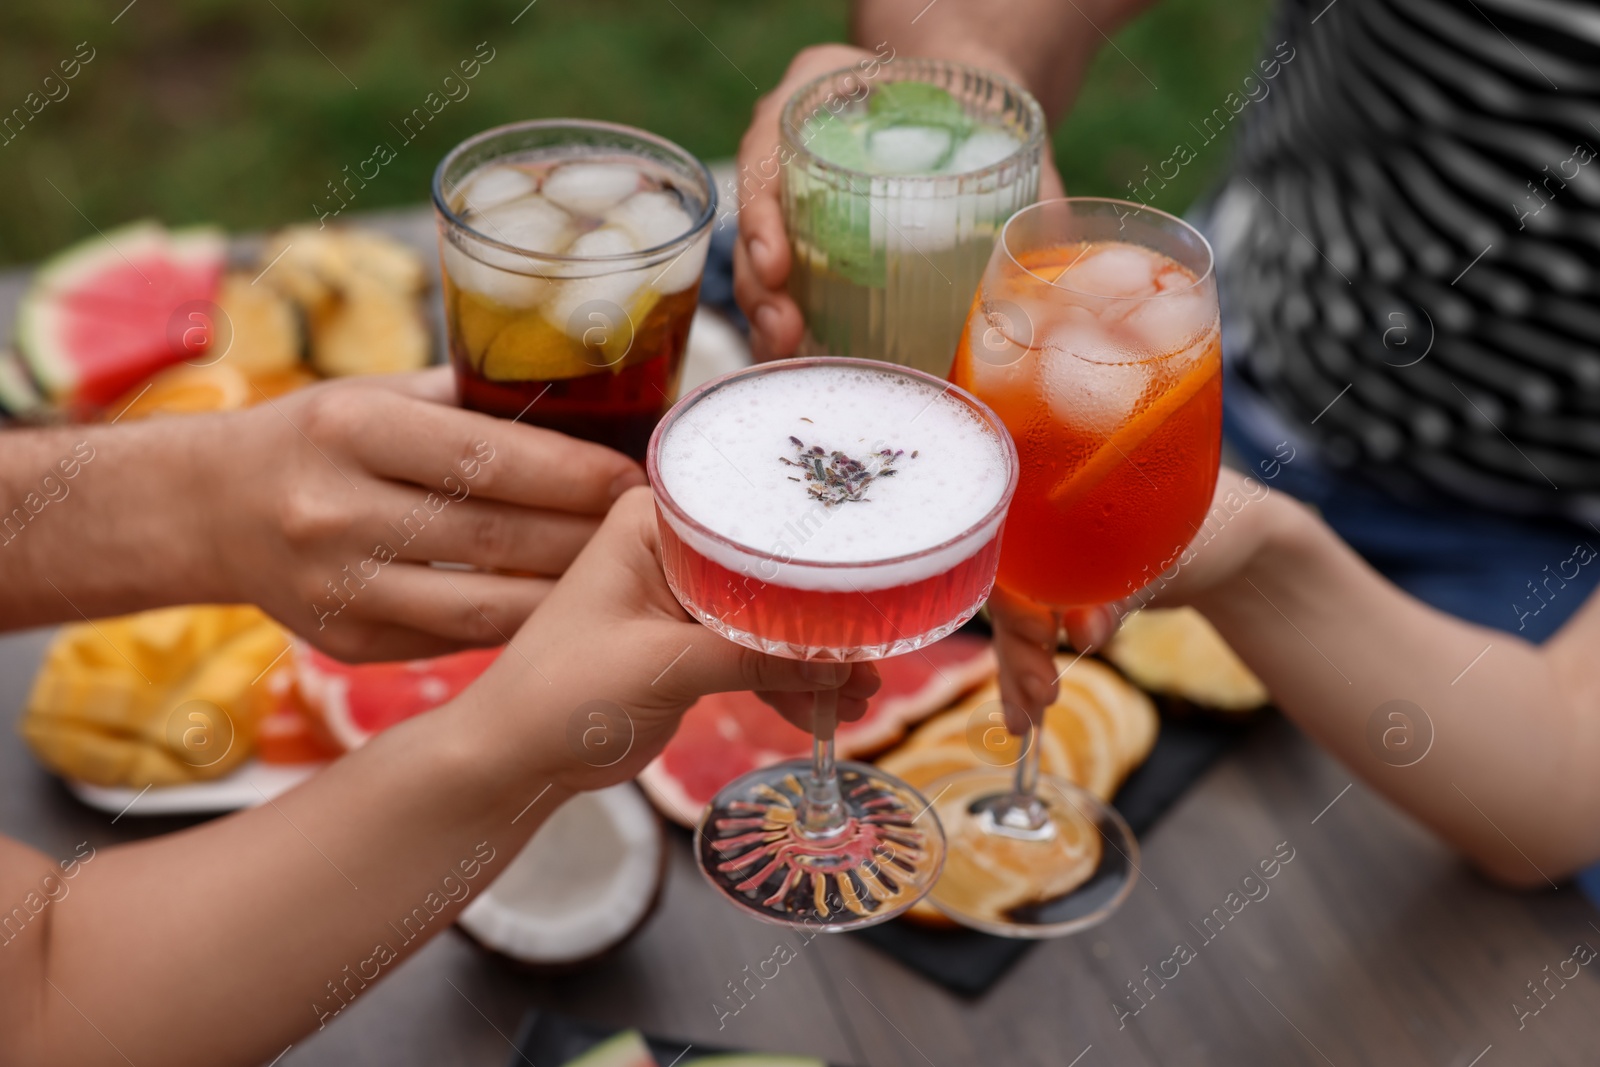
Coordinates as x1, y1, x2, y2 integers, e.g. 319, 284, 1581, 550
924, 769, 1137, 938
695, 759, 946, 931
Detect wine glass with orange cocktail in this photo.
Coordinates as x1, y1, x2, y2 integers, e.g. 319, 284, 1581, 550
934, 197, 1223, 937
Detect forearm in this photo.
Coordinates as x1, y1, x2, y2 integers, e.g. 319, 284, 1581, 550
11, 691, 571, 1067
0, 419, 224, 627
853, 0, 1155, 120
1188, 499, 1597, 885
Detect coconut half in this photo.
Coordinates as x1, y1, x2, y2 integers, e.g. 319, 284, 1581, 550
459, 783, 664, 966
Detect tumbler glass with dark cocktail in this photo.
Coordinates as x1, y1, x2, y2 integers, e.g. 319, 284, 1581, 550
433, 120, 716, 460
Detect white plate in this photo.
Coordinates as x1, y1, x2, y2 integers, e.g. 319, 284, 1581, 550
67, 758, 328, 817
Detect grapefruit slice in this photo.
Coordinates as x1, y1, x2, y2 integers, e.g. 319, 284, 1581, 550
293, 644, 500, 751
637, 634, 994, 826
459, 784, 664, 969
16, 222, 226, 410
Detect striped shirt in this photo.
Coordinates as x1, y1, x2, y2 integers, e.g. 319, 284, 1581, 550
1205, 0, 1600, 521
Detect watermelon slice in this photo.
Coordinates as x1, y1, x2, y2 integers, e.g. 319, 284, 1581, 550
16, 221, 226, 410
637, 634, 994, 825
562, 1030, 655, 1067
0, 348, 45, 418
294, 644, 501, 751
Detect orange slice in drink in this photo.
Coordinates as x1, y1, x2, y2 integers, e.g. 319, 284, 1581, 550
481, 312, 590, 381
455, 288, 518, 369
1046, 346, 1219, 508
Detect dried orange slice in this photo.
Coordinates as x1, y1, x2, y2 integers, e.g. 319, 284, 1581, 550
930, 771, 1104, 925
1104, 607, 1269, 712
1054, 655, 1159, 779
877, 742, 983, 792
1043, 681, 1120, 799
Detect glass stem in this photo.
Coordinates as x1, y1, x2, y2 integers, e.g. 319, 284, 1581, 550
1005, 610, 1058, 832
800, 686, 846, 837
1013, 714, 1043, 798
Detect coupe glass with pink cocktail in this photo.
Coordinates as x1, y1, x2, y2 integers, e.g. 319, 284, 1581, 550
648, 357, 1018, 929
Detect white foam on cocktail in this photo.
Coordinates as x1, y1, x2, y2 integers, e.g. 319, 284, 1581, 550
448, 193, 575, 308
606, 190, 707, 293
657, 364, 1011, 592
459, 165, 537, 212
945, 128, 1023, 174
541, 162, 645, 216
540, 227, 652, 338
866, 125, 954, 174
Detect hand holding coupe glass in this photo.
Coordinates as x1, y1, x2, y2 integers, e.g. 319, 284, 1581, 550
435, 68, 1220, 935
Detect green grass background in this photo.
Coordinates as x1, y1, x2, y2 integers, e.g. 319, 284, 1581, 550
0, 0, 1272, 267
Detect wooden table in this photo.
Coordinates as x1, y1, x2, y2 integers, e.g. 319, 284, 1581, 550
2, 218, 1598, 1067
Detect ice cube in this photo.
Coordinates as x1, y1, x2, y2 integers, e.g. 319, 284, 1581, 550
607, 191, 706, 293
447, 194, 575, 308
865, 124, 954, 175
541, 162, 645, 217
1037, 303, 1125, 361
443, 241, 544, 309
1033, 303, 1150, 433
1155, 266, 1194, 292
1117, 289, 1217, 360
1056, 243, 1160, 300
471, 195, 575, 257
608, 191, 693, 248
869, 182, 961, 253
1041, 347, 1152, 435
945, 128, 1022, 174
459, 165, 537, 212
541, 227, 652, 344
